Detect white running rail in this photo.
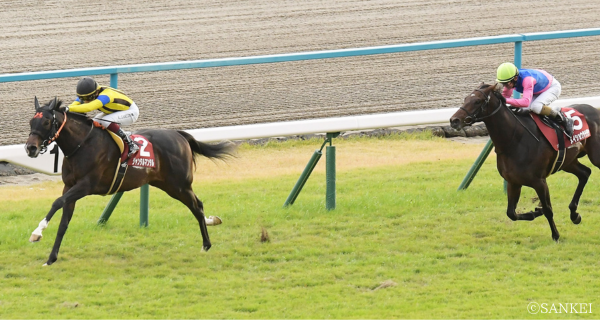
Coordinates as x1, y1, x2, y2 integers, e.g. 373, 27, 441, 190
3, 95, 600, 175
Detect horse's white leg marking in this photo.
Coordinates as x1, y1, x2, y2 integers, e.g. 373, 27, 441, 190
205, 216, 222, 226
29, 218, 48, 242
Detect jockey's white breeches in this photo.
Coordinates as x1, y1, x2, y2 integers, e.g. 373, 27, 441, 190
528, 78, 562, 114
93, 102, 139, 128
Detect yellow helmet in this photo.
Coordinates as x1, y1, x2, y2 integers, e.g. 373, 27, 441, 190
496, 62, 519, 83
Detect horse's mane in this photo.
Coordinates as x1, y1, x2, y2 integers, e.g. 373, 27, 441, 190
41, 99, 93, 124
479, 83, 507, 105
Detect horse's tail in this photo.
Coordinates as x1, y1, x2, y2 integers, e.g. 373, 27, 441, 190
177, 130, 236, 166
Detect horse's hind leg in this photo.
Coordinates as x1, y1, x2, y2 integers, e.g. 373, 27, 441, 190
561, 160, 591, 224
157, 183, 211, 251
531, 179, 560, 241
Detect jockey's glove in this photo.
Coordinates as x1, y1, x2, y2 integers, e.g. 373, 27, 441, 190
509, 106, 530, 116
59, 106, 69, 113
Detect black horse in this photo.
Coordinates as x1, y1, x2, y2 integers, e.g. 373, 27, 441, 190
26, 98, 235, 265
450, 83, 600, 241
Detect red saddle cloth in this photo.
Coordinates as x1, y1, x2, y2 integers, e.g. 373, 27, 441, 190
530, 107, 591, 151
121, 134, 156, 168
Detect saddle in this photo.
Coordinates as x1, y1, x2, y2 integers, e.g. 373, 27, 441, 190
526, 108, 591, 175
101, 125, 156, 195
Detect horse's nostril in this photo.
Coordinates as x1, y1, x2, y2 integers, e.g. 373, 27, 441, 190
450, 118, 461, 129
26, 144, 38, 155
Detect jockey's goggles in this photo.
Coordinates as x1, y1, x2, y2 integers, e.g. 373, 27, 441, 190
78, 92, 97, 102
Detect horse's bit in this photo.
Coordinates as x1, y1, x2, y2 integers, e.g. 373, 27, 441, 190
459, 89, 502, 124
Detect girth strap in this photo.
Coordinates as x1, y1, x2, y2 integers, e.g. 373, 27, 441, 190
106, 161, 128, 195
549, 126, 566, 175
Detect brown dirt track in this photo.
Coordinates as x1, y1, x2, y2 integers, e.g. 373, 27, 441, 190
1, 0, 600, 146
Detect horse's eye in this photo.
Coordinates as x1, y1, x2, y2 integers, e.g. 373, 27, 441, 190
43, 119, 51, 127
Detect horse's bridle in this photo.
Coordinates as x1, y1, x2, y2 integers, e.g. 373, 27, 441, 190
29, 111, 67, 154
29, 111, 96, 158
459, 88, 504, 125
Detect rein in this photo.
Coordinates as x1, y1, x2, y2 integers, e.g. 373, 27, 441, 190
462, 88, 539, 141
34, 111, 96, 156
64, 120, 95, 158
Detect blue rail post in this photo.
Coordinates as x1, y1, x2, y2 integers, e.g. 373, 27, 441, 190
458, 40, 525, 191
96, 73, 150, 226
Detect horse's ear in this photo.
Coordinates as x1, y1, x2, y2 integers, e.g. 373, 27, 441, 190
34, 96, 41, 111
493, 82, 503, 92
48, 97, 58, 110
51, 97, 58, 110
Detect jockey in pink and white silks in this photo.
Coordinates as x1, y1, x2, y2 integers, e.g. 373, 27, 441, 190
496, 62, 574, 137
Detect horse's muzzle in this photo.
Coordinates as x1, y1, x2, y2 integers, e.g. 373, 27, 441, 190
25, 144, 40, 158
450, 117, 464, 130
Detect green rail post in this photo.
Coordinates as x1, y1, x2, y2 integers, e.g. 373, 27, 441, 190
140, 184, 149, 227
326, 144, 336, 210
98, 192, 124, 224
284, 132, 340, 208
283, 150, 322, 207
457, 139, 494, 190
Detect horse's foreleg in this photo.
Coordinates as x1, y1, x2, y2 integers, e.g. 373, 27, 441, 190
507, 182, 546, 221
44, 181, 91, 266
561, 161, 591, 225
30, 185, 71, 242
45, 201, 76, 266
532, 179, 560, 241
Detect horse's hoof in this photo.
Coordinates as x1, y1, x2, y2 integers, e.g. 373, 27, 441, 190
572, 214, 582, 225
29, 234, 42, 242
208, 216, 222, 226
202, 244, 212, 252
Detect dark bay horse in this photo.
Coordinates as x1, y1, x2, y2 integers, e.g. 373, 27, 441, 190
26, 98, 236, 265
450, 83, 600, 241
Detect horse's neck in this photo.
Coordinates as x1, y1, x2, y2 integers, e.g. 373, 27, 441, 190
54, 115, 94, 156
482, 105, 518, 155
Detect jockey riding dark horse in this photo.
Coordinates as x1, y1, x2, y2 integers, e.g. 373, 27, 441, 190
26, 97, 236, 265
451, 83, 600, 241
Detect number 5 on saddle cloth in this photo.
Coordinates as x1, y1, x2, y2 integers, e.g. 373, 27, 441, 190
529, 107, 591, 174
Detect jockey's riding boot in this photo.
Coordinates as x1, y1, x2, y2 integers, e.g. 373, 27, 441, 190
555, 111, 574, 137
116, 128, 139, 157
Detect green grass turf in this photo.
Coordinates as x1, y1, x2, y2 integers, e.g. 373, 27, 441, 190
1, 135, 599, 318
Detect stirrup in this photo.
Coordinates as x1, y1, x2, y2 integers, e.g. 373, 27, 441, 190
127, 141, 139, 157
563, 117, 574, 138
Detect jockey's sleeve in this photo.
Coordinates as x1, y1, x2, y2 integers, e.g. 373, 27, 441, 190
67, 96, 106, 113
501, 86, 514, 99
506, 76, 535, 108
68, 100, 81, 108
